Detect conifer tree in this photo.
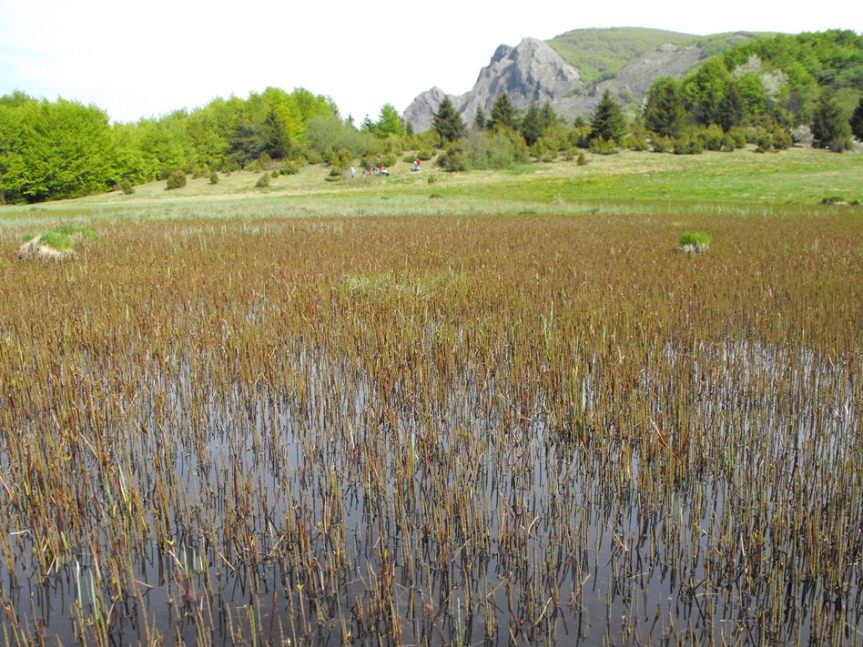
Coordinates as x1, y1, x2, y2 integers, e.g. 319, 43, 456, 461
851, 97, 863, 141
643, 77, 686, 138
811, 89, 851, 151
520, 103, 543, 146
589, 90, 626, 144
473, 106, 487, 131
489, 93, 519, 131
432, 97, 465, 143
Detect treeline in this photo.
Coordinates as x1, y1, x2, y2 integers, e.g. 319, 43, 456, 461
0, 88, 423, 203
643, 30, 863, 150
429, 30, 863, 170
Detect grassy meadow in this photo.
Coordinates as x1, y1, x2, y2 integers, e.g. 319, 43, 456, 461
1, 146, 862, 644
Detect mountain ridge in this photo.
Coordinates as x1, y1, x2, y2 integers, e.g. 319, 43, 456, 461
404, 27, 768, 132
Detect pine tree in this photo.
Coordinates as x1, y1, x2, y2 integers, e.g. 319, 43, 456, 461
589, 90, 626, 144
811, 89, 851, 152
717, 85, 745, 132
489, 93, 519, 131
520, 103, 543, 146
851, 97, 863, 141
643, 77, 686, 139
432, 97, 465, 144
473, 107, 487, 131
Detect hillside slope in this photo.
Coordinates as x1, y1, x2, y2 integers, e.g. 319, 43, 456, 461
404, 27, 766, 131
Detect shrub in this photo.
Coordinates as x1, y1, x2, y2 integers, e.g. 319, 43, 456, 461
728, 127, 748, 149
771, 126, 792, 150
324, 166, 342, 182
754, 131, 774, 153
588, 138, 618, 155
256, 173, 270, 188
576, 152, 588, 166
427, 173, 438, 185
281, 162, 300, 175
673, 136, 703, 155
651, 136, 672, 153
120, 179, 135, 195
209, 171, 219, 185
698, 125, 725, 151
437, 147, 466, 172
166, 170, 187, 190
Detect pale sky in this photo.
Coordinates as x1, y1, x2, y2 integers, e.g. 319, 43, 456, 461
0, 0, 859, 123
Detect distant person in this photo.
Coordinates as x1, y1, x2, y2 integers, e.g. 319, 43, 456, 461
350, 166, 355, 178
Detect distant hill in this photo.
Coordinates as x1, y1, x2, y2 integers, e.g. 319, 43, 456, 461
404, 27, 767, 131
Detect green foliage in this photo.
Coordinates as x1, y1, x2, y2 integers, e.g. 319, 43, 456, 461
644, 77, 686, 138
120, 179, 135, 195
432, 97, 465, 144
548, 27, 759, 89
473, 107, 487, 131
588, 138, 618, 155
850, 98, 863, 141
811, 89, 852, 151
0, 96, 119, 202
673, 135, 703, 155
576, 152, 587, 166
684, 58, 731, 126
462, 130, 529, 169
520, 104, 544, 146
166, 170, 187, 189
679, 231, 711, 247
489, 94, 519, 131
209, 170, 219, 185
437, 146, 466, 172
256, 173, 271, 188
589, 91, 626, 144
280, 162, 300, 175
370, 104, 406, 138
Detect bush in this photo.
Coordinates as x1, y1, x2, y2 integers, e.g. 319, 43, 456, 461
754, 131, 774, 153
673, 136, 703, 155
209, 171, 219, 185
256, 173, 271, 188
120, 179, 134, 195
281, 162, 300, 175
166, 170, 187, 190
427, 173, 438, 185
771, 126, 792, 150
588, 138, 618, 155
728, 127, 748, 149
697, 125, 725, 151
576, 152, 587, 166
623, 133, 648, 151
437, 147, 466, 172
651, 136, 672, 153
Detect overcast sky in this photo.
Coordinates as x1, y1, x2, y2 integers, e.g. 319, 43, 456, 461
0, 0, 859, 123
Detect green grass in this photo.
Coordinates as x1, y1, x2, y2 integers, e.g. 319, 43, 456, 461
38, 230, 74, 251
1, 147, 861, 233
547, 28, 767, 87
679, 231, 711, 246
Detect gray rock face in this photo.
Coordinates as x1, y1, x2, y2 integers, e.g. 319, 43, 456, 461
402, 86, 449, 133
403, 36, 716, 132
458, 38, 582, 126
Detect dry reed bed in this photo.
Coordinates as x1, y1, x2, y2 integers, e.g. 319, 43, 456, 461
0, 214, 861, 644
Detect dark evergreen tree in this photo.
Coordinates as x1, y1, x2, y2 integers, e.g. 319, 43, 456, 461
643, 77, 686, 138
432, 97, 465, 143
473, 106, 487, 131
520, 103, 543, 146
540, 102, 558, 130
489, 93, 519, 131
589, 90, 626, 143
684, 58, 730, 126
811, 89, 852, 151
717, 84, 745, 132
851, 97, 863, 141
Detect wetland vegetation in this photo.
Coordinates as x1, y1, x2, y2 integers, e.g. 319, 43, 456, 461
0, 147, 862, 644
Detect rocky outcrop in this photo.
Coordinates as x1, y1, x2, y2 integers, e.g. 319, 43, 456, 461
403, 33, 725, 132
402, 86, 450, 134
